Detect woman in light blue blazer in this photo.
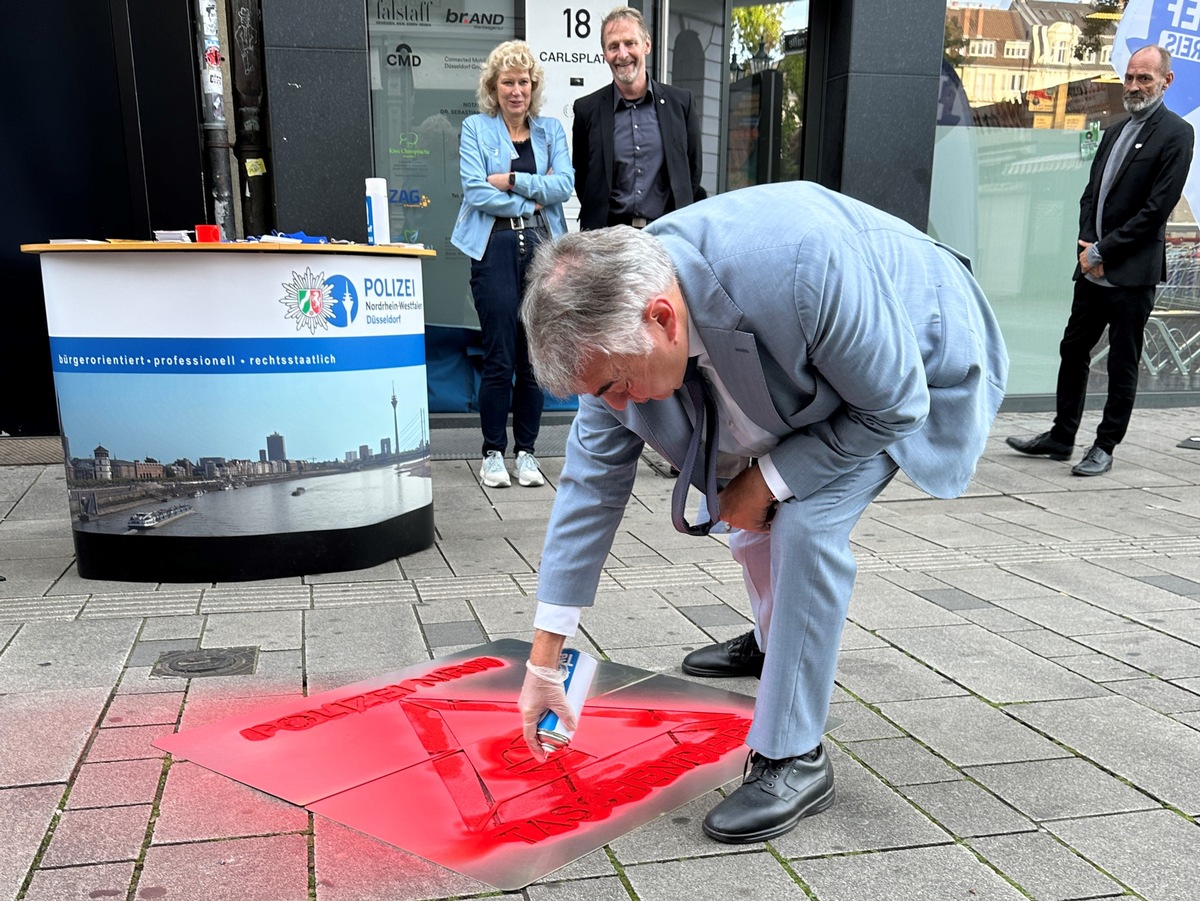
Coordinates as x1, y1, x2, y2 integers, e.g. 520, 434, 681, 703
451, 40, 573, 490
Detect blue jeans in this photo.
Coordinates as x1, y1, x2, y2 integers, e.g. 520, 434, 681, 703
470, 226, 547, 456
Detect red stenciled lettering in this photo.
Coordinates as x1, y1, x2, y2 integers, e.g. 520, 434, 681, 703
238, 657, 512, 740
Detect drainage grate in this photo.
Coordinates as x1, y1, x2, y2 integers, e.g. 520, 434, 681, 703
151, 646, 259, 678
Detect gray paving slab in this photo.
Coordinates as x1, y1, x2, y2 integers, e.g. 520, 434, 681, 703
84, 723, 172, 762
1047, 809, 1200, 901
877, 696, 1070, 766
40, 803, 151, 867
845, 736, 960, 786
847, 574, 968, 629
1106, 677, 1200, 714
876, 623, 1108, 703
527, 875, 630, 900
967, 831, 1122, 901
577, 588, 712, 649
0, 784, 62, 901
136, 833, 310, 901
1003, 627, 1092, 658
312, 818, 491, 901
303, 605, 427, 692
900, 778, 1035, 837
1072, 628, 1200, 679
138, 614, 205, 641
835, 646, 968, 704
412, 597, 472, 624
822, 699, 904, 741
987, 594, 1141, 636
624, 851, 806, 900
0, 618, 139, 692
0, 687, 109, 784
468, 593, 540, 636
608, 791, 744, 863
67, 757, 165, 808
179, 649, 305, 702
21, 861, 136, 901
201, 610, 303, 651
794, 843, 1029, 901
769, 746, 949, 856
1055, 650, 1154, 682
422, 619, 485, 648
965, 757, 1159, 821
1009, 695, 1200, 814
128, 637, 197, 667
102, 690, 184, 727
153, 761, 308, 843
1006, 559, 1200, 616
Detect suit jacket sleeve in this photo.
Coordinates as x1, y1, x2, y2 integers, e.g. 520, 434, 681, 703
535, 396, 644, 608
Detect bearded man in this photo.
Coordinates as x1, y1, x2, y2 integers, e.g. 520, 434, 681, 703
1007, 44, 1194, 476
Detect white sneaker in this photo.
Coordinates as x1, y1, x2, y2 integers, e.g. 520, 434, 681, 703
515, 451, 545, 487
479, 451, 510, 487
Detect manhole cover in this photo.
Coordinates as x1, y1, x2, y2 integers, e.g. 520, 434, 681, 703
151, 646, 259, 678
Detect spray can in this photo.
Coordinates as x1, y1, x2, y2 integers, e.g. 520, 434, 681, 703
365, 177, 390, 245
536, 648, 598, 754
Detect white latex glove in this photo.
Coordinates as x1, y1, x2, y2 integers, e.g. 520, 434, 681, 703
518, 659, 576, 761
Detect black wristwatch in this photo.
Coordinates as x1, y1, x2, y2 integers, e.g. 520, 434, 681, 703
508, 172, 515, 189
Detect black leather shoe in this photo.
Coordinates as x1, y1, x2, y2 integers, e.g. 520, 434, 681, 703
1006, 431, 1074, 461
1071, 445, 1112, 476
703, 745, 835, 843
682, 630, 764, 678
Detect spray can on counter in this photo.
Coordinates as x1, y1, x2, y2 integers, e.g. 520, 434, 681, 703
536, 648, 598, 754
365, 177, 390, 245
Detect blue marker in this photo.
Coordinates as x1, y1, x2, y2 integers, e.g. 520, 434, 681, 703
536, 649, 598, 753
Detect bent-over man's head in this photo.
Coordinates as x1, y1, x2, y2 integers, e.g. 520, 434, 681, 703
521, 227, 691, 407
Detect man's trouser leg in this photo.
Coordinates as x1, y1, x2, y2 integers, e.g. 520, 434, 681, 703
1052, 279, 1109, 446
732, 452, 898, 760
1094, 283, 1155, 452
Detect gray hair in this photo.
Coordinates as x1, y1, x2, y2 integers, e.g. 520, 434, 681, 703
477, 40, 545, 117
600, 6, 650, 47
521, 227, 677, 396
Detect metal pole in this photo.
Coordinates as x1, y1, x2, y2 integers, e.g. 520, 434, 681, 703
227, 0, 271, 236
194, 0, 237, 239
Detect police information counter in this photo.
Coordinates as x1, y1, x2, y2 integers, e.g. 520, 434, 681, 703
23, 241, 436, 582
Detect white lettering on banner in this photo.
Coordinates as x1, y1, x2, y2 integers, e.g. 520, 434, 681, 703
1167, 0, 1200, 30
364, 277, 419, 298
1162, 29, 1200, 59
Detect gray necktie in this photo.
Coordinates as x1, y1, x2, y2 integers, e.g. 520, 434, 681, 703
671, 358, 721, 536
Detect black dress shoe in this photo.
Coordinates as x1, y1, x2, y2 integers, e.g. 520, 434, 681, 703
682, 630, 764, 678
1006, 431, 1074, 461
1071, 445, 1112, 476
702, 745, 835, 843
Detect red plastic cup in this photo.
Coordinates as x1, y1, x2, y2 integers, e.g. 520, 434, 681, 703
195, 224, 221, 243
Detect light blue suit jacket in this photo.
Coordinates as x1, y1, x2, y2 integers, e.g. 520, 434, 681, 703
450, 112, 574, 261
537, 182, 1009, 609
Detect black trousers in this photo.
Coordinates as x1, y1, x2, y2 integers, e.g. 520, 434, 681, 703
1050, 277, 1155, 453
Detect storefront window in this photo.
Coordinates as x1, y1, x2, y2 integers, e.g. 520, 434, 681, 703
930, 0, 1199, 399
367, 1, 516, 329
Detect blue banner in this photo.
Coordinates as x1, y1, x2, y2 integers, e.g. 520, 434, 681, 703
50, 334, 426, 375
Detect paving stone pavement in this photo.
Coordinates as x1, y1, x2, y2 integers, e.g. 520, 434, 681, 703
2, 409, 1200, 900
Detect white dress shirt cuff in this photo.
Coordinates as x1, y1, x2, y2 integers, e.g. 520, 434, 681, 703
758, 454, 793, 502
534, 601, 583, 636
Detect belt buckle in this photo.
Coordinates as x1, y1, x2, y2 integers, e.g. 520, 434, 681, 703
631, 216, 649, 228
510, 217, 524, 231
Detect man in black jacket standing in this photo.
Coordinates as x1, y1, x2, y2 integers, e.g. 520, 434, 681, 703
572, 6, 705, 231
1008, 45, 1194, 476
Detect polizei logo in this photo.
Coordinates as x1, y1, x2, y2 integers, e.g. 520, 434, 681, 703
446, 8, 505, 26
279, 269, 359, 333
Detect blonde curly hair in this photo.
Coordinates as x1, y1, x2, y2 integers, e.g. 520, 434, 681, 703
477, 40, 545, 118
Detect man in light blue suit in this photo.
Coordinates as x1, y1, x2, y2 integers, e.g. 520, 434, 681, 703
516, 182, 1009, 843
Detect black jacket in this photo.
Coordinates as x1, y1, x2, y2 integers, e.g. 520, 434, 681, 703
572, 79, 706, 230
1077, 102, 1194, 286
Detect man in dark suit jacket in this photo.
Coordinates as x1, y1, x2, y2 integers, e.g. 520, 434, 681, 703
572, 6, 705, 231
1008, 45, 1194, 476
